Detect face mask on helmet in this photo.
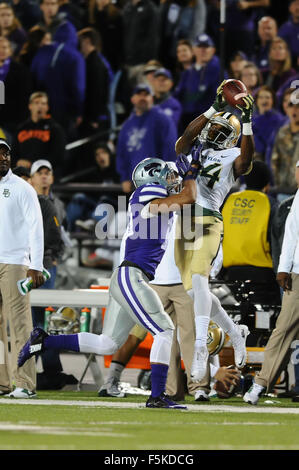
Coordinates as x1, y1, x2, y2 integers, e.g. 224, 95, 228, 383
47, 306, 80, 335
199, 113, 240, 150
207, 321, 227, 355
132, 158, 180, 193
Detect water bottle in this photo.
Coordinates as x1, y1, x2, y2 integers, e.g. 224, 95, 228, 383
80, 307, 91, 332
17, 268, 51, 296
44, 306, 55, 332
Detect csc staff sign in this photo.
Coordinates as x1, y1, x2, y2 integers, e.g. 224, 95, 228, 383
229, 197, 256, 224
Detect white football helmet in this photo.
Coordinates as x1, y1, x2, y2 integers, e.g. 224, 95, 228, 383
47, 306, 80, 335
199, 112, 241, 150
132, 158, 180, 193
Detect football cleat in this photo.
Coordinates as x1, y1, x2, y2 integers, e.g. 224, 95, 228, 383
98, 379, 126, 398
230, 324, 249, 369
146, 393, 187, 409
8, 388, 37, 398
194, 389, 210, 402
190, 345, 209, 382
243, 382, 265, 405
18, 327, 48, 367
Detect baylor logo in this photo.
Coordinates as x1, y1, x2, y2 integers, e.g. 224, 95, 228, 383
3, 188, 10, 198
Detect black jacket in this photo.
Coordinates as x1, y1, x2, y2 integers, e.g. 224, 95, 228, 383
12, 116, 66, 178
38, 195, 64, 269
122, 0, 160, 65
84, 50, 110, 122
0, 59, 31, 133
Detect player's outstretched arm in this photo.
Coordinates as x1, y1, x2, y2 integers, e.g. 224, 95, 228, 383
233, 94, 255, 177
175, 80, 227, 155
149, 151, 201, 214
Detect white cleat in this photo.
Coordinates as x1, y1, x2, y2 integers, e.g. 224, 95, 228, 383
98, 379, 126, 398
243, 382, 265, 405
191, 345, 209, 382
231, 324, 249, 369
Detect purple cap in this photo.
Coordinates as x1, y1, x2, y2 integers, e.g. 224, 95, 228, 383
154, 68, 173, 80
194, 34, 215, 48
131, 84, 153, 96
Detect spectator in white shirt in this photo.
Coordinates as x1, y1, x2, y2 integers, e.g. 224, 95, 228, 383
244, 188, 299, 405
0, 139, 45, 399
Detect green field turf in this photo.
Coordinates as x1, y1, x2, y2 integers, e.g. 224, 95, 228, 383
0, 392, 298, 451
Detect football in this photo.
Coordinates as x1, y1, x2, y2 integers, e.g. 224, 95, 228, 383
222, 79, 248, 108
214, 365, 241, 398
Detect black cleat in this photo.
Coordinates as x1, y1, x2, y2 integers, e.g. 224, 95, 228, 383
18, 327, 48, 367
146, 393, 187, 409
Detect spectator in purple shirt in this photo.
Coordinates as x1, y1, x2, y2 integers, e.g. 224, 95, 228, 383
173, 33, 221, 132
278, 0, 299, 68
37, 0, 78, 50
262, 37, 297, 93
253, 16, 278, 70
252, 85, 288, 162
116, 83, 177, 194
152, 67, 182, 129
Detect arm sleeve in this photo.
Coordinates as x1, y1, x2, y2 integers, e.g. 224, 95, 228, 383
22, 186, 44, 271
277, 190, 299, 273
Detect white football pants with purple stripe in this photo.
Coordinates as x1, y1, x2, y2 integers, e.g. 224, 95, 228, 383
78, 266, 174, 365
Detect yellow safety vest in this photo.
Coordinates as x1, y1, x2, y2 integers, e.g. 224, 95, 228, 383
222, 190, 273, 268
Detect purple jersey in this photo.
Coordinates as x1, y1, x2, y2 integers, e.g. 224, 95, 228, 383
123, 183, 173, 279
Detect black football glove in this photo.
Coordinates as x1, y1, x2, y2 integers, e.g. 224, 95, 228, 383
212, 80, 228, 112
236, 94, 254, 123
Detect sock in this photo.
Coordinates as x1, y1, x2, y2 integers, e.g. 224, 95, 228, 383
107, 361, 125, 383
210, 293, 237, 336
44, 334, 79, 352
195, 315, 210, 348
151, 363, 169, 398
192, 274, 212, 347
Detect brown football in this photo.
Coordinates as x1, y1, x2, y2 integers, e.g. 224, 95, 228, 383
222, 79, 248, 108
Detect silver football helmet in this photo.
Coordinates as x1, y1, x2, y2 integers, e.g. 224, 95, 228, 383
132, 158, 180, 193
47, 306, 80, 335
199, 112, 241, 150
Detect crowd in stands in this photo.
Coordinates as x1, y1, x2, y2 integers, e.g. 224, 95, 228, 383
0, 0, 298, 247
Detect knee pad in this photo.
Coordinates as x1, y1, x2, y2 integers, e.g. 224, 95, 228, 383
150, 329, 174, 365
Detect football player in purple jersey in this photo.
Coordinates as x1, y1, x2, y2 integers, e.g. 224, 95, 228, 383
18, 154, 200, 409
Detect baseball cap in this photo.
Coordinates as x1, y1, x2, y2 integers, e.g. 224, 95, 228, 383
30, 159, 52, 176
154, 68, 173, 80
0, 139, 11, 151
194, 34, 215, 48
131, 83, 153, 96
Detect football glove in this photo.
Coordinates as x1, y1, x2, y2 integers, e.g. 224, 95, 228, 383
236, 94, 254, 123
175, 153, 190, 178
212, 80, 227, 112
176, 153, 199, 181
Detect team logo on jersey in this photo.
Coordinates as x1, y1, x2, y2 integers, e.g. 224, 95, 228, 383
3, 188, 10, 197
127, 127, 147, 152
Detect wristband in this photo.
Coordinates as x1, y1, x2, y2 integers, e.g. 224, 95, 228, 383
242, 122, 253, 135
203, 106, 217, 119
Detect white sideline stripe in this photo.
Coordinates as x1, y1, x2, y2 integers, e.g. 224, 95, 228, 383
0, 423, 129, 437
0, 398, 299, 414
